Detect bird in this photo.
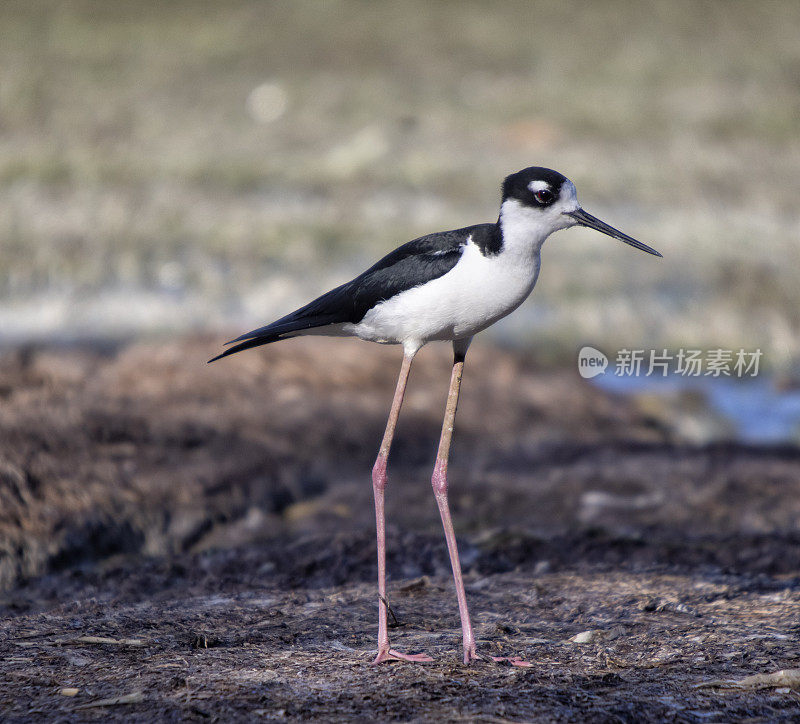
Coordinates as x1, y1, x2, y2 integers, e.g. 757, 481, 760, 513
210, 166, 661, 666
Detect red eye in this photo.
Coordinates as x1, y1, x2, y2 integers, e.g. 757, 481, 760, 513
534, 189, 554, 204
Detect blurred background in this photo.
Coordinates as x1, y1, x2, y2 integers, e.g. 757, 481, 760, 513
1, 0, 798, 364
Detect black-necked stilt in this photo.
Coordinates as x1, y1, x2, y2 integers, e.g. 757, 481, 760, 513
210, 166, 661, 666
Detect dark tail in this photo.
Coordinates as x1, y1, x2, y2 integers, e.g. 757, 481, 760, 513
209, 275, 363, 363
208, 286, 356, 363
208, 316, 339, 363
208, 329, 290, 363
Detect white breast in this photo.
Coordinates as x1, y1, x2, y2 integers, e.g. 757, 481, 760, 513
345, 233, 542, 351
340, 186, 579, 352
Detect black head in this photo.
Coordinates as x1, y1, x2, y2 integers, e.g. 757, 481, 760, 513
501, 167, 569, 208
499, 166, 662, 256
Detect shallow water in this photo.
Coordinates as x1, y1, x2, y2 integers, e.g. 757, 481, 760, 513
595, 372, 800, 444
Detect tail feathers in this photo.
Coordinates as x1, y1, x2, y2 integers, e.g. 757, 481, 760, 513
208, 333, 286, 363
210, 281, 357, 363
208, 316, 344, 363
224, 314, 340, 346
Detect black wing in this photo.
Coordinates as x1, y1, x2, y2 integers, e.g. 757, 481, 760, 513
208, 225, 490, 362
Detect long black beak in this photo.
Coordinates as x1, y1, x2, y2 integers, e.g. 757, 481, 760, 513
566, 208, 662, 257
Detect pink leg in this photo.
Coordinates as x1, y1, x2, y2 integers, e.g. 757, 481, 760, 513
431, 343, 531, 667
372, 352, 433, 665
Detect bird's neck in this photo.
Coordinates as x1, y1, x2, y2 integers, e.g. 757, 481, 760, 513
497, 199, 552, 259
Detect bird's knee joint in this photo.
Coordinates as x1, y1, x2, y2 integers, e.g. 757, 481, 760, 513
431, 466, 448, 496
372, 457, 388, 491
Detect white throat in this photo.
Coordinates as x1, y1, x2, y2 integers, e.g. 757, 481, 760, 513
498, 181, 579, 257
498, 199, 560, 256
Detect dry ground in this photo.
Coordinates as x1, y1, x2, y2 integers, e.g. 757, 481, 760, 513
1, 337, 800, 721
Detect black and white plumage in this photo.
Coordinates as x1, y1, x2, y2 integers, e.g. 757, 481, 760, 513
210, 167, 661, 666
208, 226, 479, 360
210, 167, 658, 363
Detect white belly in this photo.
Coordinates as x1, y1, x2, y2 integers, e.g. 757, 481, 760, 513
344, 240, 541, 349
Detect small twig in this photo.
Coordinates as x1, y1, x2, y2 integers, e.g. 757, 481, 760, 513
73, 636, 145, 647
378, 595, 401, 628
75, 692, 144, 710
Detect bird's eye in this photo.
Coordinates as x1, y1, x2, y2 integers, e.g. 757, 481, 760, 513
534, 189, 554, 205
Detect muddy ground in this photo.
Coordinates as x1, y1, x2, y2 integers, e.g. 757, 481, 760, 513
2, 337, 800, 722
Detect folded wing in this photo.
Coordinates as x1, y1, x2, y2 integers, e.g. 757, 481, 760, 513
208, 226, 485, 362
